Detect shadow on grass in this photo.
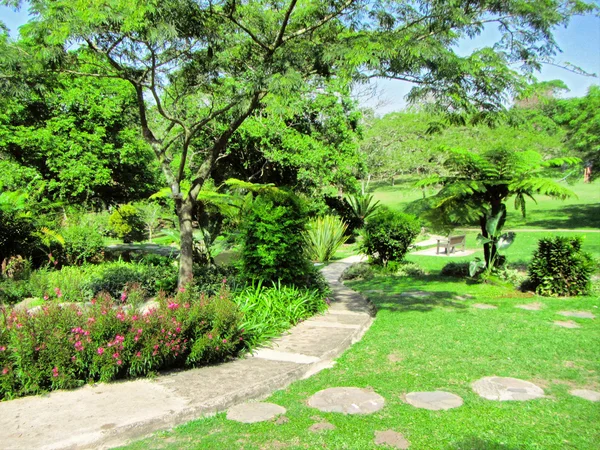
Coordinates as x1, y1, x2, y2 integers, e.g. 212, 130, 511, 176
357, 275, 467, 313
525, 204, 600, 229
448, 437, 521, 449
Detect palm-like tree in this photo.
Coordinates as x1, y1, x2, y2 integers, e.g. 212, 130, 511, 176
416, 147, 579, 267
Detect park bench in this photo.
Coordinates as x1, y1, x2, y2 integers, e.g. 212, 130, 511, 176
436, 235, 466, 254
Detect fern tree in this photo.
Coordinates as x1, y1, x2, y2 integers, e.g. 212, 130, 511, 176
416, 148, 579, 266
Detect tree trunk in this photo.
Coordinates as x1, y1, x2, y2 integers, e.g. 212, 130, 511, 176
177, 200, 194, 287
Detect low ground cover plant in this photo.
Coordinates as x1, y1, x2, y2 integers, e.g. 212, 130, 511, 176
0, 285, 244, 400
528, 235, 595, 296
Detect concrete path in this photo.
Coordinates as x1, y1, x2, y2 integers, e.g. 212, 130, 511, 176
0, 258, 373, 450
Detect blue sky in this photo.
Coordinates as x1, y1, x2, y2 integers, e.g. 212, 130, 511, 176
2, 4, 599, 115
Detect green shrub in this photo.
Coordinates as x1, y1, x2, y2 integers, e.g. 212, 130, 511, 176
360, 207, 420, 266
239, 193, 312, 285
0, 286, 244, 400
304, 215, 349, 263
60, 225, 105, 265
234, 281, 327, 348
527, 236, 595, 297
394, 261, 426, 277
0, 279, 34, 305
340, 262, 374, 281
441, 262, 470, 278
0, 210, 39, 261
108, 205, 145, 243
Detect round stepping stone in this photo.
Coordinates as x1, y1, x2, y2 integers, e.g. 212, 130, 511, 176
374, 430, 410, 449
515, 302, 543, 311
569, 389, 600, 402
472, 377, 544, 401
472, 303, 497, 310
226, 402, 286, 423
558, 311, 595, 319
308, 387, 385, 414
554, 320, 581, 329
404, 391, 463, 410
309, 421, 336, 432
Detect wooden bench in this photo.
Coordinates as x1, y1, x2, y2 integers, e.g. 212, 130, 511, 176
436, 235, 466, 254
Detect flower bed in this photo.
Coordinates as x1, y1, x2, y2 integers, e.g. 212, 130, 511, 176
0, 286, 244, 400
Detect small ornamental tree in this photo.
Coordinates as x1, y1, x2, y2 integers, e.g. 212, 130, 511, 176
360, 207, 420, 267
528, 236, 595, 297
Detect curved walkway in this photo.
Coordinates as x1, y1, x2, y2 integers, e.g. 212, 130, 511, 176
0, 257, 373, 450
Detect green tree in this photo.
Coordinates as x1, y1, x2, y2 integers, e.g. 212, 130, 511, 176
3, 0, 595, 286
416, 147, 579, 266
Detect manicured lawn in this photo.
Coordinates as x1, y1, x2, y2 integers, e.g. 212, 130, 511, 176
119, 267, 599, 450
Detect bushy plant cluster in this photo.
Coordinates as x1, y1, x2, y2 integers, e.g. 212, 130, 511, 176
440, 262, 470, 278
234, 282, 328, 348
1, 260, 178, 305
360, 207, 420, 266
0, 286, 244, 400
58, 224, 105, 265
340, 262, 374, 281
108, 205, 146, 243
527, 236, 595, 296
239, 193, 312, 285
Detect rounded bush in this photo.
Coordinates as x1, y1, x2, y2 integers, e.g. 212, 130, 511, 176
360, 207, 420, 266
60, 225, 105, 265
528, 236, 595, 297
108, 205, 145, 243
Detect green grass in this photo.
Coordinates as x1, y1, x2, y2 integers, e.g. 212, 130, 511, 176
119, 268, 599, 450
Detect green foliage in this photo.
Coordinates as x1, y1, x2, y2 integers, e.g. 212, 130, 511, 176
440, 262, 470, 278
0, 286, 244, 400
303, 215, 349, 263
233, 282, 327, 348
340, 262, 375, 281
60, 225, 105, 265
344, 194, 380, 230
528, 236, 595, 296
360, 208, 420, 267
108, 205, 145, 243
239, 193, 311, 285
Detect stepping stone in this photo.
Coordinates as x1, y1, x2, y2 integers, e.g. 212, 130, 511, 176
400, 291, 429, 298
226, 402, 286, 423
472, 303, 497, 310
554, 320, 581, 329
404, 391, 463, 410
558, 311, 595, 319
308, 387, 385, 415
569, 389, 600, 402
472, 377, 544, 401
374, 430, 410, 449
515, 302, 543, 311
454, 294, 474, 301
309, 421, 336, 432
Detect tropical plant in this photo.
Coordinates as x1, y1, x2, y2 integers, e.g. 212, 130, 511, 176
303, 216, 349, 263
416, 147, 579, 267
527, 236, 595, 297
345, 194, 380, 230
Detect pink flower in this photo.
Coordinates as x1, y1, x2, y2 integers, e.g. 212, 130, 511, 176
137, 329, 143, 334
43, 295, 49, 301
207, 333, 213, 340
136, 352, 141, 358
54, 287, 62, 298
175, 327, 181, 333
120, 292, 127, 302
222, 339, 227, 343
74, 341, 83, 351
178, 287, 186, 293
0, 346, 5, 352
116, 360, 122, 365
167, 302, 179, 310
222, 278, 227, 284
116, 312, 125, 321
216, 346, 220, 351
112, 352, 119, 359
132, 315, 138, 321
52, 367, 59, 377
97, 347, 104, 355
91, 298, 96, 305
2, 368, 8, 375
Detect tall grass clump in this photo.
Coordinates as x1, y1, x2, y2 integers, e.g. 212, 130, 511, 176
304, 215, 349, 262
234, 281, 327, 347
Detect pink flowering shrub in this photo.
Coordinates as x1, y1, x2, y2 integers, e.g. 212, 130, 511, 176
0, 285, 244, 400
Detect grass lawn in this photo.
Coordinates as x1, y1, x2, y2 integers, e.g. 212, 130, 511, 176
119, 267, 599, 450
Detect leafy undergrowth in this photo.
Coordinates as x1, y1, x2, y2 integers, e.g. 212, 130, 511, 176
119, 274, 600, 450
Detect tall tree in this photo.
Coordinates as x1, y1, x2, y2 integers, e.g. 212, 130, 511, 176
2, 0, 595, 284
